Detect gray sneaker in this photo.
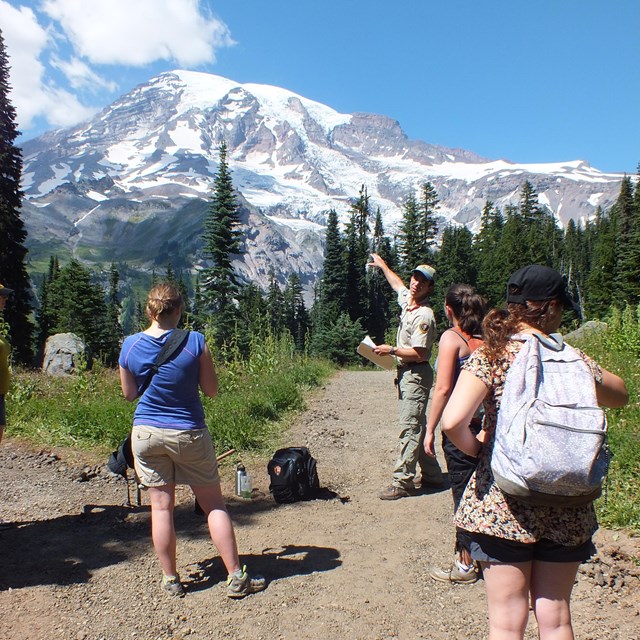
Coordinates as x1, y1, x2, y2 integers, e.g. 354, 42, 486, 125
162, 573, 185, 597
226, 566, 266, 598
429, 563, 479, 584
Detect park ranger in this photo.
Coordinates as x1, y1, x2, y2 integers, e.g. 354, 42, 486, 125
367, 253, 443, 500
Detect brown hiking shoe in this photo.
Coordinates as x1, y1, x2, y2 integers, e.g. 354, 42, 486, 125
378, 485, 413, 500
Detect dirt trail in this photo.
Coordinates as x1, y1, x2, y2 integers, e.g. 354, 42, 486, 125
0, 369, 638, 640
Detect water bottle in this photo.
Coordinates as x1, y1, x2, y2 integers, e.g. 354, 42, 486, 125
240, 473, 252, 499
235, 464, 246, 497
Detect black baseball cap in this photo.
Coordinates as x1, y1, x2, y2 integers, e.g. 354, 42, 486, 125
0, 283, 14, 296
506, 265, 580, 315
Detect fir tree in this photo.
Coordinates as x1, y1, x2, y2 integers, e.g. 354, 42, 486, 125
367, 209, 395, 344
0, 29, 33, 363
613, 176, 640, 306
343, 186, 371, 326
419, 181, 439, 263
48, 259, 111, 360
104, 263, 123, 365
397, 193, 423, 279
585, 207, 616, 317
200, 141, 244, 346
474, 201, 506, 306
266, 271, 286, 335
283, 273, 309, 351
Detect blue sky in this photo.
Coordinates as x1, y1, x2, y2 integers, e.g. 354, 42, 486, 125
2, 0, 638, 173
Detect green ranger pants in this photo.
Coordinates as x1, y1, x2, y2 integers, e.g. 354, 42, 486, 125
392, 362, 443, 489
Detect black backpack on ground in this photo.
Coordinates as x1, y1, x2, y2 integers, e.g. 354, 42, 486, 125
267, 447, 320, 503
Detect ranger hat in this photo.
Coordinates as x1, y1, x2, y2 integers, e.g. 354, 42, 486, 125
506, 265, 580, 315
0, 283, 14, 296
412, 264, 436, 282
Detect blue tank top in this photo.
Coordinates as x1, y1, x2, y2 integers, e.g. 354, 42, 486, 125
119, 329, 206, 429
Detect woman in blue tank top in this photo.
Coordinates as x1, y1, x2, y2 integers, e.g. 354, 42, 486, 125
119, 283, 265, 599
424, 283, 487, 584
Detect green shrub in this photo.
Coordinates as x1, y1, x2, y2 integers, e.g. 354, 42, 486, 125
571, 319, 640, 533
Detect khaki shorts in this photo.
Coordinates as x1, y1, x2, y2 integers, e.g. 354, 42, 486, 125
131, 425, 219, 488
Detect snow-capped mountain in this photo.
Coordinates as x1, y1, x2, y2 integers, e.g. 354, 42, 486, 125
19, 70, 625, 293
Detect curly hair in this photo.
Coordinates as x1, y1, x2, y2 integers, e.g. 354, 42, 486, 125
482, 296, 557, 361
145, 282, 184, 322
445, 284, 488, 336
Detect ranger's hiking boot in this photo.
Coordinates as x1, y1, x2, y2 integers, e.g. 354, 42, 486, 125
378, 484, 415, 500
227, 566, 266, 598
162, 573, 185, 597
429, 561, 479, 585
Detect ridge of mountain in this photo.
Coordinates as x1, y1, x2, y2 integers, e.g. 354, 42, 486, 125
19, 69, 625, 295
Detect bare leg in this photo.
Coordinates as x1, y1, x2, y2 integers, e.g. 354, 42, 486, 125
530, 560, 580, 640
147, 484, 177, 576
480, 561, 532, 640
192, 482, 241, 575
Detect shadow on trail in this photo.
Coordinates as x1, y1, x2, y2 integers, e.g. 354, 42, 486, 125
0, 487, 347, 592
0, 503, 150, 591
185, 544, 342, 594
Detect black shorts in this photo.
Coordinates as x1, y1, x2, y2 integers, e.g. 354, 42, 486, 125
470, 532, 596, 564
0, 394, 5, 426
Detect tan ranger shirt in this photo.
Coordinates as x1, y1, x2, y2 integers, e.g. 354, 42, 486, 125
395, 287, 436, 367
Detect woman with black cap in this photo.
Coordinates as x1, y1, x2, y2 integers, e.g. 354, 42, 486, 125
440, 265, 628, 640
0, 283, 14, 444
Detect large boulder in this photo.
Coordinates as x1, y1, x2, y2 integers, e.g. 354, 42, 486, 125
564, 320, 608, 343
43, 333, 88, 376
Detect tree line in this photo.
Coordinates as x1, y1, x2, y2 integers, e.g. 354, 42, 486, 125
1, 28, 639, 367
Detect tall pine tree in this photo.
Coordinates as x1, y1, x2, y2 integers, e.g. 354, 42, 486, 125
200, 141, 244, 346
0, 29, 33, 363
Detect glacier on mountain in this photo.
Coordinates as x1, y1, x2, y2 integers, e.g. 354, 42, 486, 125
18, 69, 626, 295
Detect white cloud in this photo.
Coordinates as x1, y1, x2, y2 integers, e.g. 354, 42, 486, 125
50, 55, 118, 92
1, 0, 234, 136
0, 0, 96, 130
41, 0, 235, 66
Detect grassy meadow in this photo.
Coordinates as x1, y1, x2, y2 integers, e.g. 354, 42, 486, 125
7, 333, 334, 459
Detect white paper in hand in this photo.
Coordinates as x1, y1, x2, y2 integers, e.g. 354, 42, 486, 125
356, 335, 395, 370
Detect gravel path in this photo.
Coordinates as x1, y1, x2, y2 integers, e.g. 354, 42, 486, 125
0, 369, 638, 639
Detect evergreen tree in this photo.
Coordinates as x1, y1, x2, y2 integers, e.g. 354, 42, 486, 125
236, 282, 269, 356
266, 271, 286, 335
103, 263, 123, 365
343, 186, 371, 326
434, 225, 476, 329
473, 201, 506, 306
419, 181, 439, 263
35, 256, 60, 361
613, 176, 640, 306
47, 259, 111, 360
283, 273, 309, 351
200, 141, 244, 346
0, 29, 33, 363
311, 209, 350, 359
397, 193, 423, 279
367, 209, 395, 344
586, 207, 617, 317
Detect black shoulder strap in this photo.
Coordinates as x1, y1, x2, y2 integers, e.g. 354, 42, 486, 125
449, 328, 469, 345
139, 329, 190, 395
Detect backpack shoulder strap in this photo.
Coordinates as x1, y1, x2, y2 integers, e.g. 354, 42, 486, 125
139, 329, 190, 395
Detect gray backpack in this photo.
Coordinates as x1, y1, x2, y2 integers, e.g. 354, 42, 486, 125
491, 332, 608, 507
